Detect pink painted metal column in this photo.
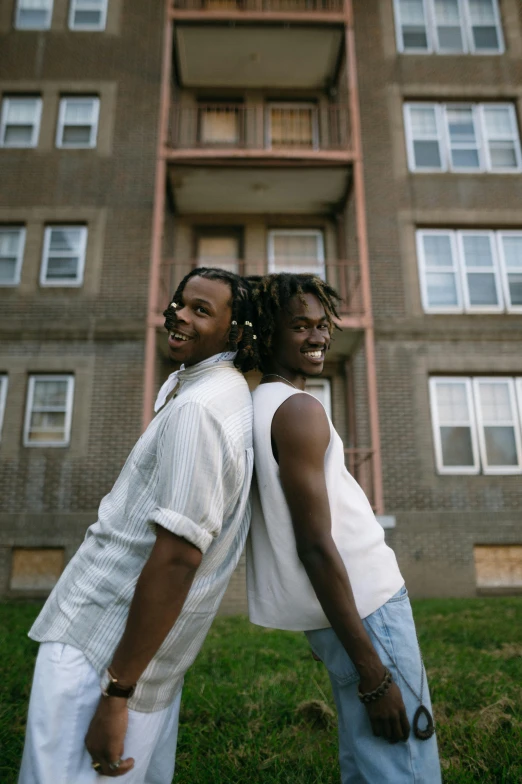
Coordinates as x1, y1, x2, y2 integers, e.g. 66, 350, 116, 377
344, 0, 384, 514
142, 1, 173, 430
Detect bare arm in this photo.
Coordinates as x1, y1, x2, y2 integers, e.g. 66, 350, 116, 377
272, 393, 409, 743
85, 526, 202, 776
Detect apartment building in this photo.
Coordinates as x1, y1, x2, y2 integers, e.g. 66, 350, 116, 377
1, 0, 521, 606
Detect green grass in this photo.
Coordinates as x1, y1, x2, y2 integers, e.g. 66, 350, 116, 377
1, 599, 521, 783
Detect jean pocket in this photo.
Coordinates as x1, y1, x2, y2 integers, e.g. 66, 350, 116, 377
385, 584, 408, 603
305, 628, 359, 686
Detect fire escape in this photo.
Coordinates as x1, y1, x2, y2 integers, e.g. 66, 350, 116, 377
144, 0, 384, 513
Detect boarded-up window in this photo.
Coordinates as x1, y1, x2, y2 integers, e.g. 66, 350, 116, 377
474, 545, 522, 590
10, 548, 64, 591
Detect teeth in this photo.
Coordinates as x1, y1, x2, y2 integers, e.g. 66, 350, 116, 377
170, 332, 189, 342
305, 350, 323, 359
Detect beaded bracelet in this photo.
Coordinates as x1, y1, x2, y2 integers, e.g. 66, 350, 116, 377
358, 667, 393, 704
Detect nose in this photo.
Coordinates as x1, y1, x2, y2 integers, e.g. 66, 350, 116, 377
174, 304, 190, 324
309, 327, 327, 345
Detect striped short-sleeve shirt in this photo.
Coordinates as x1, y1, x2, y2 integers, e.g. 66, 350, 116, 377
30, 358, 253, 713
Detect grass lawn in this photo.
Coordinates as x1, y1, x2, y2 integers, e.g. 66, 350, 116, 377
1, 598, 521, 783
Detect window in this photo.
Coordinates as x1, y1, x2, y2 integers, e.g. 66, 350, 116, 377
196, 232, 241, 274
305, 378, 332, 419
0, 375, 7, 440
40, 226, 87, 286
56, 97, 100, 148
15, 0, 53, 29
10, 548, 64, 591
69, 0, 108, 30
198, 104, 241, 146
0, 97, 42, 148
474, 546, 522, 592
404, 103, 522, 172
24, 375, 74, 447
267, 103, 319, 149
394, 0, 504, 54
430, 377, 522, 474
417, 229, 522, 313
0, 227, 26, 286
268, 230, 325, 277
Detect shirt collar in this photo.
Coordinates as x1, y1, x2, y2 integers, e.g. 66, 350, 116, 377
154, 352, 238, 413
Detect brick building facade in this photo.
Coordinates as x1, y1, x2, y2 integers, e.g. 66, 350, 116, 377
1, 0, 521, 609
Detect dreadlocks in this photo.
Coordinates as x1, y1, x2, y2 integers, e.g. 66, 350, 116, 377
163, 267, 259, 373
249, 273, 342, 372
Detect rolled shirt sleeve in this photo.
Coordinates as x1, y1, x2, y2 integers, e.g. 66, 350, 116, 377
149, 400, 233, 554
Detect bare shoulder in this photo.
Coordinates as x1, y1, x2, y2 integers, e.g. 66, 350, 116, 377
272, 392, 330, 455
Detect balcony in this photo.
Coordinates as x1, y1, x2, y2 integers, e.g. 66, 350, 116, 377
172, 0, 345, 22
166, 103, 352, 212
168, 103, 351, 160
173, 24, 344, 90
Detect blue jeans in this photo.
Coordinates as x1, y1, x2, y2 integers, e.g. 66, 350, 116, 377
305, 586, 442, 783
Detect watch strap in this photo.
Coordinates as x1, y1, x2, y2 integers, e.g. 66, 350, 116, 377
101, 668, 136, 699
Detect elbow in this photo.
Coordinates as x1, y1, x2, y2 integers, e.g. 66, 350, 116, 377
295, 536, 335, 569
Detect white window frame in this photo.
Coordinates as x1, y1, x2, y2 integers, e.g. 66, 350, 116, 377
405, 103, 522, 173
457, 230, 503, 313
305, 378, 332, 419
69, 0, 108, 30
56, 96, 100, 149
394, 0, 504, 55
0, 375, 8, 441
516, 379, 522, 435
0, 97, 42, 149
443, 103, 484, 173
40, 226, 88, 287
497, 231, 522, 314
429, 377, 480, 475
403, 102, 445, 172
472, 377, 522, 474
267, 229, 325, 278
23, 375, 75, 448
266, 103, 319, 151
15, 0, 54, 30
481, 104, 522, 173
0, 226, 26, 286
418, 229, 522, 314
417, 229, 462, 313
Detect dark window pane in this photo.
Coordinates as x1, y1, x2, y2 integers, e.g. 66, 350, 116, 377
440, 426, 474, 466
46, 257, 80, 279
508, 276, 522, 306
473, 27, 499, 50
484, 426, 518, 466
403, 29, 429, 49
467, 273, 498, 305
62, 126, 92, 145
413, 141, 441, 168
437, 27, 464, 50
451, 149, 480, 168
0, 259, 17, 283
74, 11, 103, 26
426, 272, 459, 306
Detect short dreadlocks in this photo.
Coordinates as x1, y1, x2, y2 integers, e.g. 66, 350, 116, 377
249, 273, 342, 372
163, 267, 259, 373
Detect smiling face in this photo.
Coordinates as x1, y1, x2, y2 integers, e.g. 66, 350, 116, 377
265, 292, 330, 383
167, 275, 234, 366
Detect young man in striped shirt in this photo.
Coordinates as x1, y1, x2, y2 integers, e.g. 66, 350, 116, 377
19, 269, 258, 783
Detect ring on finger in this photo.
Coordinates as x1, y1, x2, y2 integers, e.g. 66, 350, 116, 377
108, 759, 123, 771
91, 761, 102, 771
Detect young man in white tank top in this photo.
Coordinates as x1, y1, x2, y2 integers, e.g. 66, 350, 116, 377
247, 273, 441, 783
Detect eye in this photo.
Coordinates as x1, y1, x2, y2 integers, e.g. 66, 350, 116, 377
195, 305, 209, 315
319, 323, 329, 330
294, 325, 307, 332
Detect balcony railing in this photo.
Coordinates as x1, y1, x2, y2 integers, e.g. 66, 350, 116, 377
158, 259, 364, 318
173, 0, 344, 13
169, 104, 351, 153
345, 448, 375, 509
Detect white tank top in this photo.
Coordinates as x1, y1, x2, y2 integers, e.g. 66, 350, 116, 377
247, 383, 404, 630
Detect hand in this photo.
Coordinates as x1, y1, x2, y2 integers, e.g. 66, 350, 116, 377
85, 696, 135, 776
364, 683, 411, 744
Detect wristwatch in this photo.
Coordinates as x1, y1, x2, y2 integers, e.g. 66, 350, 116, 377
101, 668, 136, 699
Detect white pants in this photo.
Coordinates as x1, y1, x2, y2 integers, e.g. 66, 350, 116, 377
19, 643, 182, 784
